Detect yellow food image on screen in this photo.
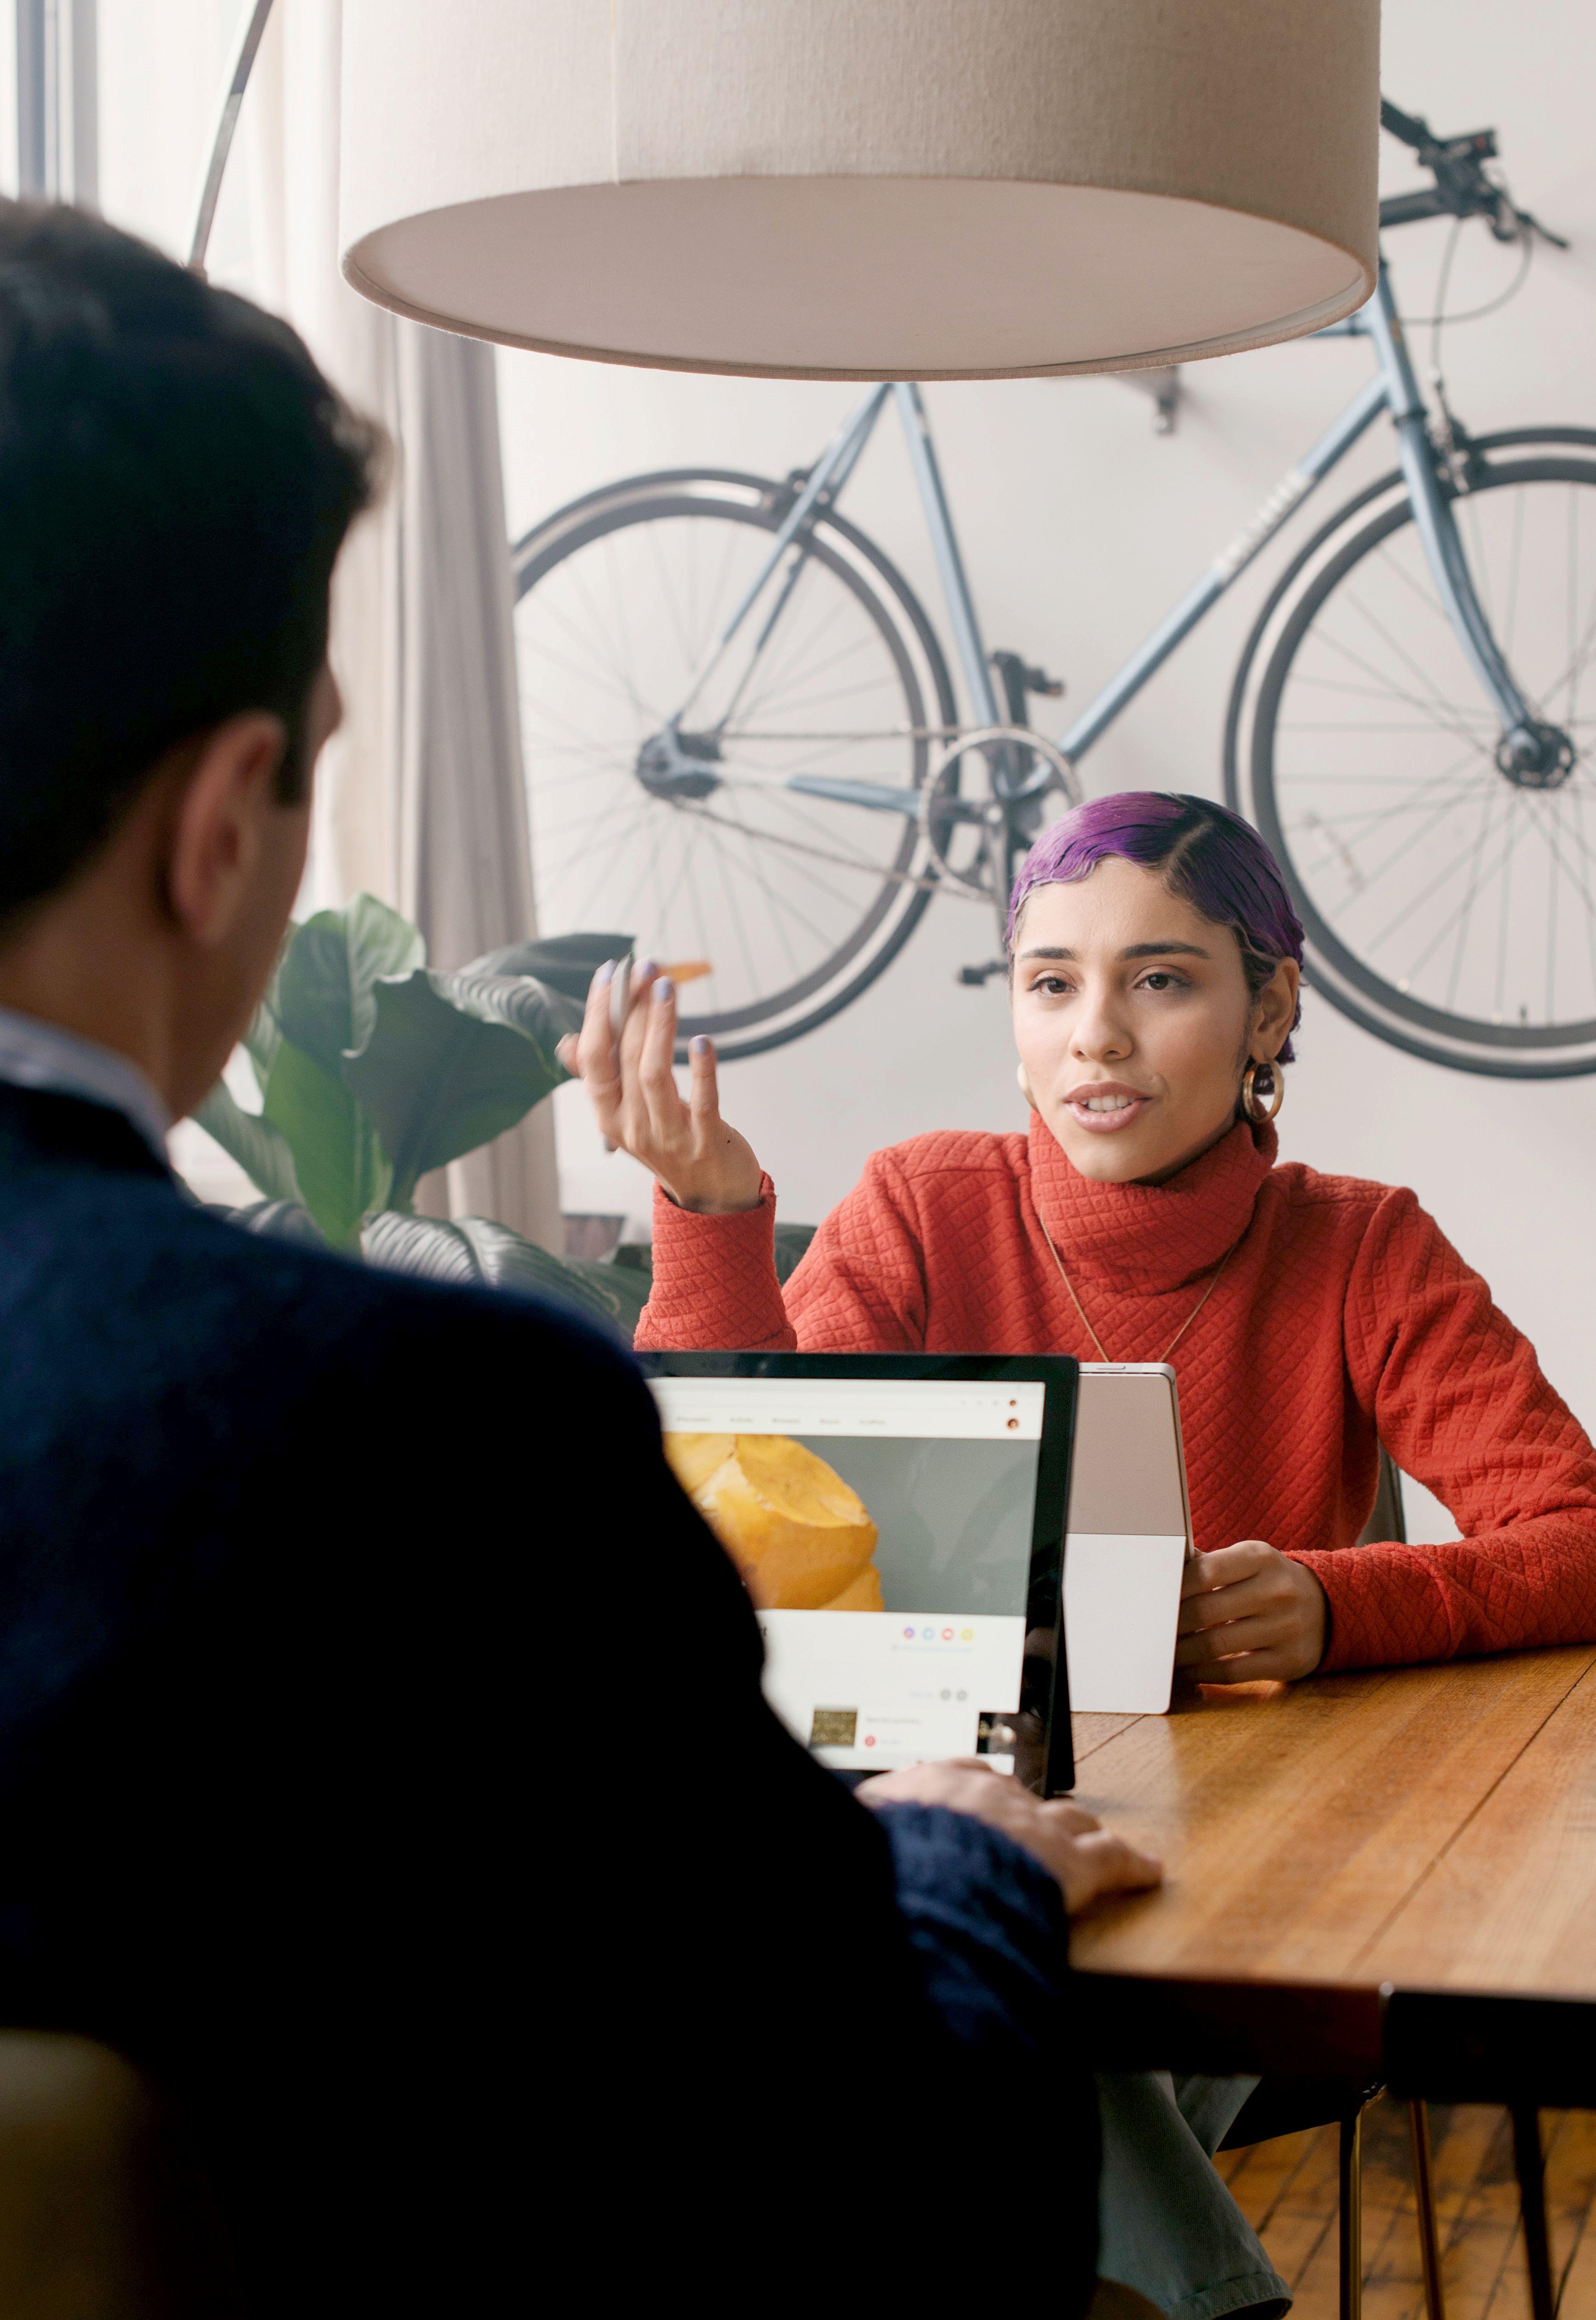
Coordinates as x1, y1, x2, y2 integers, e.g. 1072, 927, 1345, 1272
664, 1433, 884, 1612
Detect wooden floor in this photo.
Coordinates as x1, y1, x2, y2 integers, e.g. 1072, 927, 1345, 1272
1217, 2100, 1596, 2320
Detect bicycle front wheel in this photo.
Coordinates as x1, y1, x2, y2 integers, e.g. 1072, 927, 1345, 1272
1238, 453, 1596, 1077
511, 470, 956, 1060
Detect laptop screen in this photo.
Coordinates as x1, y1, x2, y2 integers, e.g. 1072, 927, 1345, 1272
647, 1364, 1067, 1780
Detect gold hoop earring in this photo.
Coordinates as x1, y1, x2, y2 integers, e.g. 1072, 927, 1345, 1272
1241, 1059, 1284, 1124
1017, 1061, 1037, 1109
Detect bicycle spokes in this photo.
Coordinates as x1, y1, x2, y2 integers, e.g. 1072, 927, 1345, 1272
513, 480, 949, 1057
1252, 459, 1596, 1062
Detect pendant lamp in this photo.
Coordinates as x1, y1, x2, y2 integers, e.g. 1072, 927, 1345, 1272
339, 0, 1379, 381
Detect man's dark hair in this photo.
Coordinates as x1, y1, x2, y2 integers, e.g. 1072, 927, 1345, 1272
0, 202, 382, 924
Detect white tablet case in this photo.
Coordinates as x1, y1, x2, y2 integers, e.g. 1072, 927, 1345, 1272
1064, 1364, 1192, 1715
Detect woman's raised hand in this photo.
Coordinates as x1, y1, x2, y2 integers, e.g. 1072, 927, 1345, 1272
555, 959, 764, 1215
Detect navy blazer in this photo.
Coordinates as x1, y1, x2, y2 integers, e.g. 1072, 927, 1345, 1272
0, 1083, 1096, 2310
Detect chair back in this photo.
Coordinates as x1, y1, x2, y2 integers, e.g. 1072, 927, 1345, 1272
1356, 1446, 1406, 1547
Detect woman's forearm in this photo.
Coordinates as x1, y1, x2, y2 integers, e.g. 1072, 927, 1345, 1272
637, 1148, 935, 1356
635, 1177, 795, 1352
1294, 1510, 1596, 1670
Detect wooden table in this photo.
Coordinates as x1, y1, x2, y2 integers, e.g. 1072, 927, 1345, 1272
1066, 1644, 1596, 2093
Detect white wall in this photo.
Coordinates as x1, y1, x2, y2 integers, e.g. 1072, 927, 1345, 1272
498, 0, 1596, 1494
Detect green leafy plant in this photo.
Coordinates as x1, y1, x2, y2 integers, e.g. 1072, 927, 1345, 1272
197, 893, 818, 1342
197, 894, 624, 1249
360, 1209, 653, 1338
196, 895, 646, 1325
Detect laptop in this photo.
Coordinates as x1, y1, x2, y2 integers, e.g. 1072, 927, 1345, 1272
1066, 1363, 1193, 1715
638, 1352, 1078, 1795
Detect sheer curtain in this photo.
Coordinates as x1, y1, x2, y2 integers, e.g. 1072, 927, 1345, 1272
242, 0, 560, 1246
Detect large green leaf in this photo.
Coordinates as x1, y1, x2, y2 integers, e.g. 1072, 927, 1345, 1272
359, 1210, 479, 1287
277, 895, 425, 1074
343, 968, 582, 1207
573, 1255, 652, 1344
219, 1199, 327, 1249
453, 1220, 653, 1338
263, 1039, 391, 1248
467, 932, 632, 1004
193, 1080, 303, 1205
360, 1211, 647, 1338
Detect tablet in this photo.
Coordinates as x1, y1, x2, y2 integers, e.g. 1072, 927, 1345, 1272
1065, 1362, 1193, 1714
638, 1351, 1078, 1794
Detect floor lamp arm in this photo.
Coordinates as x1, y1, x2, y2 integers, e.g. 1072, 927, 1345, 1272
188, 0, 278, 273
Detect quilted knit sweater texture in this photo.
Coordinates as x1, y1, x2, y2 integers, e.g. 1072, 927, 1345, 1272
637, 1114, 1596, 1673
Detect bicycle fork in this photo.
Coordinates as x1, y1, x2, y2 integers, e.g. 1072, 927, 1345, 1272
1052, 266, 1561, 793
1360, 269, 1571, 785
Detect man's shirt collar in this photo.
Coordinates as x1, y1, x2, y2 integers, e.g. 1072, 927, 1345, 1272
0, 1006, 172, 1163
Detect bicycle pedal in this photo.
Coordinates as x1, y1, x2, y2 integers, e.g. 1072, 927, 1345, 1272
1020, 662, 1065, 699
958, 959, 1010, 987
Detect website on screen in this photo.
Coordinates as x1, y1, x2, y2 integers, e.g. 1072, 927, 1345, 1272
649, 1375, 1045, 1771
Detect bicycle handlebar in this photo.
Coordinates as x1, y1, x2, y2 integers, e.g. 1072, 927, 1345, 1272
1379, 97, 1432, 153
1378, 186, 1453, 230
1377, 95, 1569, 249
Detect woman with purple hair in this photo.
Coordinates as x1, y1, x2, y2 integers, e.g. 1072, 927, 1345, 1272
570, 784, 1596, 1689
560, 790, 1596, 2319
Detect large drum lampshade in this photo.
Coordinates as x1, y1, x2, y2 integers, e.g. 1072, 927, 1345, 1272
339, 0, 1380, 381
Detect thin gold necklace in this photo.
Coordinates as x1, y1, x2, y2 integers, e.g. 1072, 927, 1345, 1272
1036, 1212, 1234, 1365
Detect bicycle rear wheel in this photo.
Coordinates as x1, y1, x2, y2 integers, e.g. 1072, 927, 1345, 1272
1232, 445, 1596, 1076
511, 470, 956, 1060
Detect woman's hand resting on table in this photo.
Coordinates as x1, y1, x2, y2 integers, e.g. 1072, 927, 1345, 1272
554, 959, 763, 1214
1177, 1540, 1328, 1683
858, 1758, 1162, 1916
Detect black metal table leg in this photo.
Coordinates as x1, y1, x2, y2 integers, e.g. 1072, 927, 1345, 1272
1340, 2107, 1364, 2320
1407, 2100, 1446, 2320
1406, 2100, 1446, 2320
1512, 2104, 1556, 2320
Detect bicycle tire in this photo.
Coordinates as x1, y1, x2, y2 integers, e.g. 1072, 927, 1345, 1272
1235, 447, 1596, 1077
511, 470, 957, 1061
1223, 427, 1596, 814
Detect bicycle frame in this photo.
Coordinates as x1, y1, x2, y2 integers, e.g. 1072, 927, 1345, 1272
676, 260, 1540, 817
1051, 265, 1530, 767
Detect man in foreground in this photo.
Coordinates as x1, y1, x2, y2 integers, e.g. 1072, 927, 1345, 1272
0, 203, 1158, 2311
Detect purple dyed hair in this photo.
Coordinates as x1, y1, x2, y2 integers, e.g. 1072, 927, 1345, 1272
1008, 791, 1305, 1061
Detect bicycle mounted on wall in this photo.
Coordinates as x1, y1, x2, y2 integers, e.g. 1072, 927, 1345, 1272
513, 101, 1589, 1077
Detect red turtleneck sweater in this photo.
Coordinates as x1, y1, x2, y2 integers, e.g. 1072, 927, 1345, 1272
636, 1116, 1596, 1672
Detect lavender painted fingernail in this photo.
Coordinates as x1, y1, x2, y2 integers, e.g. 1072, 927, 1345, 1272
593, 958, 616, 987
635, 956, 656, 980
691, 1035, 710, 1057
654, 976, 675, 1004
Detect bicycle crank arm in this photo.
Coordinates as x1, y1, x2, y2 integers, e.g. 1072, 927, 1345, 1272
785, 775, 924, 815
